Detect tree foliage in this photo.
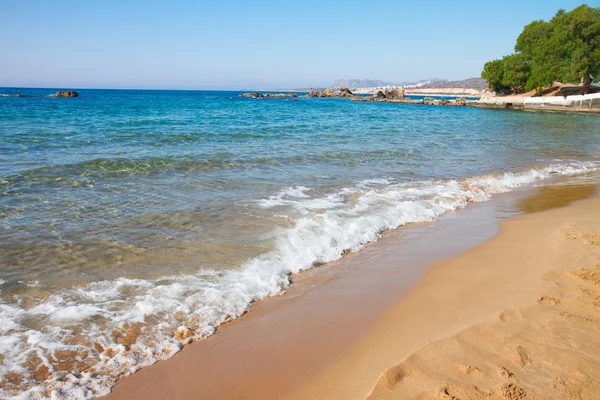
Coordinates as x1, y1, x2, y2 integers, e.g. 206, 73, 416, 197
481, 54, 530, 94
481, 4, 600, 94
502, 53, 530, 93
481, 59, 506, 92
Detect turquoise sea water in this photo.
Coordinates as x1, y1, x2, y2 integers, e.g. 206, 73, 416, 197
1, 88, 599, 398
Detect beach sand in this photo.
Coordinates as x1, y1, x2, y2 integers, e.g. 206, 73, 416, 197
105, 186, 600, 400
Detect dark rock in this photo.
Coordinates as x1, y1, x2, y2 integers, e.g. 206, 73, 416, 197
239, 92, 263, 98
239, 92, 299, 99
50, 90, 79, 98
306, 89, 324, 98
557, 84, 600, 97
263, 93, 298, 98
374, 90, 386, 99
306, 88, 335, 98
454, 97, 467, 106
306, 88, 351, 98
383, 88, 405, 99
337, 87, 354, 97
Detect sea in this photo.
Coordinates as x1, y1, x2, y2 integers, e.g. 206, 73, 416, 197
1, 88, 599, 398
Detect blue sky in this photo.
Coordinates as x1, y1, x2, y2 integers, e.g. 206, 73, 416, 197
1, 1, 597, 89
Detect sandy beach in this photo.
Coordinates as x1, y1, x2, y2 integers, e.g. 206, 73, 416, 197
4, 3, 600, 399
102, 182, 600, 400
299, 192, 600, 400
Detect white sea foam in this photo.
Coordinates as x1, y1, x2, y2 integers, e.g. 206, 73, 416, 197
2, 161, 599, 399
257, 185, 312, 208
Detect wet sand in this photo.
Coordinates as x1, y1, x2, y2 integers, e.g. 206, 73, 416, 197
104, 181, 599, 400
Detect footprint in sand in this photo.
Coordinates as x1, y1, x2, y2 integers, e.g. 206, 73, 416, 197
559, 311, 598, 323
462, 365, 480, 375
516, 346, 531, 367
498, 310, 523, 323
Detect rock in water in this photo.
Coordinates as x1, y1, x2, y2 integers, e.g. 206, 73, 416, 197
307, 88, 355, 98
337, 87, 354, 97
50, 90, 79, 98
384, 88, 404, 99
374, 90, 386, 99
238, 92, 263, 98
263, 93, 298, 98
239, 92, 298, 99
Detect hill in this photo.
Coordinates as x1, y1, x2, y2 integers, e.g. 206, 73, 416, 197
331, 79, 395, 88
418, 78, 487, 90
331, 78, 487, 90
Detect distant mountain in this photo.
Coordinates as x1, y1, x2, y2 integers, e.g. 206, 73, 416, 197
331, 78, 446, 89
331, 77, 487, 90
417, 78, 487, 90
331, 79, 395, 88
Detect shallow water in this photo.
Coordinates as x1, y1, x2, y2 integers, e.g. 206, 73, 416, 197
1, 88, 599, 398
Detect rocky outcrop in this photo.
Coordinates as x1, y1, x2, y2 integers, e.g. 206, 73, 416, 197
307, 88, 335, 98
557, 84, 600, 97
370, 88, 404, 100
239, 92, 262, 98
263, 93, 298, 98
50, 90, 79, 98
337, 88, 354, 97
238, 92, 298, 99
354, 95, 472, 107
384, 88, 405, 99
306, 88, 355, 98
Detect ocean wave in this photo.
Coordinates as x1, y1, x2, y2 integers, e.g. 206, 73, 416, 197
1, 160, 599, 399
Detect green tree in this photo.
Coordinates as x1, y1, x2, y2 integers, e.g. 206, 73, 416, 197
514, 19, 555, 91
481, 59, 508, 93
501, 54, 530, 93
483, 4, 600, 94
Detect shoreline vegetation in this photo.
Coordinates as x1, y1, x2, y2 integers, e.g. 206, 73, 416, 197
481, 5, 599, 96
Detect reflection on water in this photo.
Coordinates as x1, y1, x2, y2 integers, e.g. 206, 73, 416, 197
516, 183, 597, 214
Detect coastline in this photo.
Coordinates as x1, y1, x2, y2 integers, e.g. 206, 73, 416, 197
471, 102, 600, 114
294, 192, 600, 399
104, 180, 600, 399
349, 88, 600, 114
352, 94, 600, 114
472, 92, 600, 114
4, 89, 600, 398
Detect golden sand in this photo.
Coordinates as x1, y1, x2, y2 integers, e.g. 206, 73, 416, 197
105, 189, 600, 400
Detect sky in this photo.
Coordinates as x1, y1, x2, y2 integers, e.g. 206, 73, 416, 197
1, 0, 598, 90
